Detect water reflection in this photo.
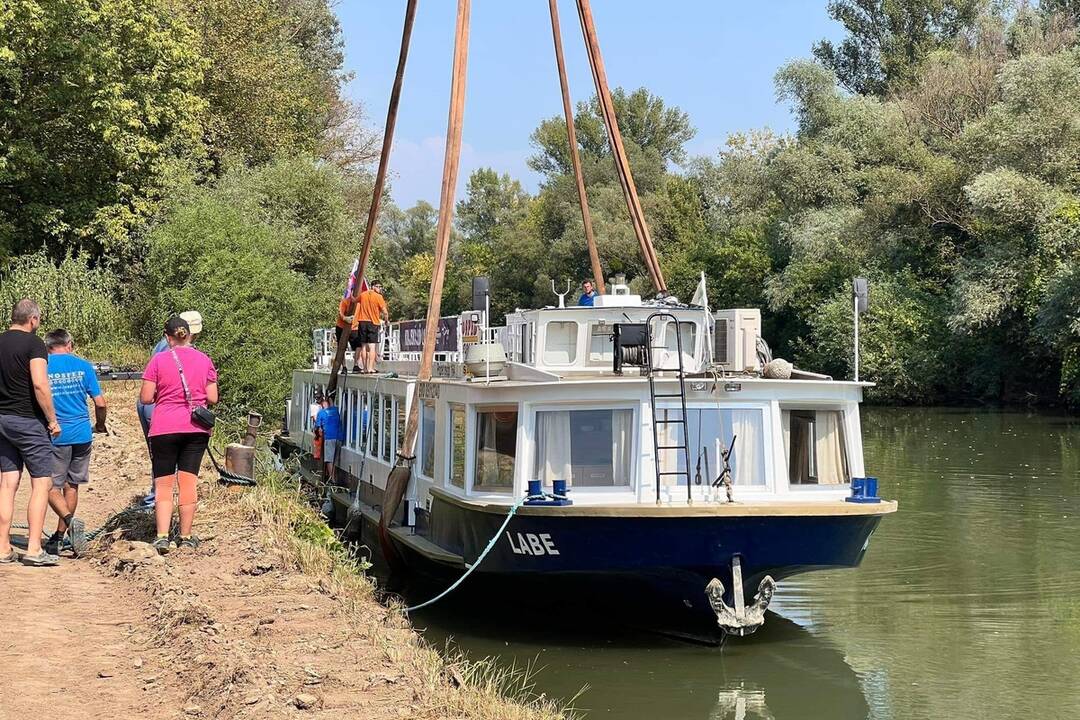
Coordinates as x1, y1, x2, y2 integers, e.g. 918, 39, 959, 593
400, 409, 1080, 719
412, 605, 868, 720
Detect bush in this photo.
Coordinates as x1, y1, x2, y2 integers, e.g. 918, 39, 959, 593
0, 252, 133, 357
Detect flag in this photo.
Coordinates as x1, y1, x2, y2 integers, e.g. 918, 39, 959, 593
343, 260, 370, 298
691, 271, 708, 308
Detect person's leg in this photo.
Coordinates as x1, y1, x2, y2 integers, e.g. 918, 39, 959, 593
16, 417, 58, 558
0, 429, 23, 556
0, 471, 20, 557
24, 475, 50, 556
150, 434, 180, 539
175, 434, 208, 540
137, 402, 157, 508
65, 484, 79, 517
49, 444, 73, 535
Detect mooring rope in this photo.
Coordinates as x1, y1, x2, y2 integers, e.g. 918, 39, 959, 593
403, 495, 527, 613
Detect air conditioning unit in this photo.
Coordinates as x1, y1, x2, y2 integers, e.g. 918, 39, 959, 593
712, 309, 761, 373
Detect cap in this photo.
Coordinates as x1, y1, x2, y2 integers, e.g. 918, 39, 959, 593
179, 310, 203, 334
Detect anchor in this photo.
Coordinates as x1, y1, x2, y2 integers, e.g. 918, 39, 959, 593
705, 555, 776, 636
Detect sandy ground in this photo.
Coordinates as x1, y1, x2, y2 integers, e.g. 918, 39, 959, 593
0, 383, 437, 720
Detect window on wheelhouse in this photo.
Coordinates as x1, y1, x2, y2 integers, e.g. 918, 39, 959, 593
663, 321, 697, 356
474, 407, 517, 492
396, 397, 406, 464
544, 321, 578, 365
784, 409, 848, 485
587, 323, 614, 365
657, 407, 766, 486
382, 395, 393, 462
420, 400, 436, 479
534, 408, 634, 488
449, 404, 466, 488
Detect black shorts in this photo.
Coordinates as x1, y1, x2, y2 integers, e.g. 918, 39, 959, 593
0, 414, 53, 478
357, 321, 380, 344
335, 326, 362, 350
149, 432, 209, 477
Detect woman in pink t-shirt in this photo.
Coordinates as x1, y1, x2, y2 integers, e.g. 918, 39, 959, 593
139, 316, 218, 554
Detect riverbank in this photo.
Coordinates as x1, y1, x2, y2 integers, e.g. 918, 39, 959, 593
0, 383, 569, 720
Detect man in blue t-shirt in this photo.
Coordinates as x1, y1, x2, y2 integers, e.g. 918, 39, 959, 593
43, 329, 106, 556
578, 279, 597, 306
315, 394, 342, 482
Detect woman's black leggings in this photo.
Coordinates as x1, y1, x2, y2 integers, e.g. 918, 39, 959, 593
150, 432, 209, 477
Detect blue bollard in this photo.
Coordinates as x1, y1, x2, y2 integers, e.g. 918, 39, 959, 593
552, 479, 568, 498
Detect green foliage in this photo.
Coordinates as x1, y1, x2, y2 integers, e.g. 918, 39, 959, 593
0, 0, 207, 263
144, 157, 362, 419
0, 252, 132, 356
812, 0, 983, 96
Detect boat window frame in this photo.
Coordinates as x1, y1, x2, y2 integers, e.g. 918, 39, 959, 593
418, 398, 437, 481
779, 404, 853, 490
470, 403, 519, 495
526, 400, 640, 494
542, 320, 580, 366
447, 402, 467, 491
584, 321, 616, 367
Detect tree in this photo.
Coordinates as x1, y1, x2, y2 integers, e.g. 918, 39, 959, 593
0, 0, 207, 263
812, 0, 982, 96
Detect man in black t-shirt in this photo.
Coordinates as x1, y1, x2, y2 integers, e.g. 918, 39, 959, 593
0, 299, 62, 566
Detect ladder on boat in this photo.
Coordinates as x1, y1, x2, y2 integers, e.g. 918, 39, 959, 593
645, 311, 692, 505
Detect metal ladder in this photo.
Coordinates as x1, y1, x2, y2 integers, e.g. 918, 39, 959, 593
646, 311, 692, 505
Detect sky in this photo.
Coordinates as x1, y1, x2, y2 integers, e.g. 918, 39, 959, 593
336, 1, 844, 207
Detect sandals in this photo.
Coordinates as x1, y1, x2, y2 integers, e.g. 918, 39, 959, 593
178, 536, 201, 550
151, 537, 176, 555
0, 549, 18, 564
20, 550, 59, 567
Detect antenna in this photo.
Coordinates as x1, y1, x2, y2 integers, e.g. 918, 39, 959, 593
551, 279, 572, 308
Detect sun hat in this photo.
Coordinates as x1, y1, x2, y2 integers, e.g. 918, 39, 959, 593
179, 310, 203, 334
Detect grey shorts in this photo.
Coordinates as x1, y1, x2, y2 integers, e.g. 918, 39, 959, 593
323, 439, 340, 463
53, 442, 92, 489
0, 414, 54, 478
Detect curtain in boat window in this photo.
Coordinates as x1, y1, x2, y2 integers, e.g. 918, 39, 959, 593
815, 410, 847, 484
659, 408, 765, 486
475, 409, 516, 491
784, 409, 847, 485
534, 409, 633, 487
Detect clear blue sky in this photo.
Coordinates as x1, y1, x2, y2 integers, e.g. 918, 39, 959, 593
336, 1, 843, 207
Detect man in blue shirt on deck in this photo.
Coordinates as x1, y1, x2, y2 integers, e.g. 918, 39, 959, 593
315, 394, 342, 483
43, 329, 106, 556
578, 279, 597, 306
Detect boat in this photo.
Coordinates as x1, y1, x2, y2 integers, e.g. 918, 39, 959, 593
279, 281, 896, 641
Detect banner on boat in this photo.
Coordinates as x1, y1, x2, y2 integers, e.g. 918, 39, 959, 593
398, 317, 459, 353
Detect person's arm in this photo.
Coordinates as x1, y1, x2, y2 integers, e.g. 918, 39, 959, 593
205, 382, 219, 405
139, 379, 157, 405
93, 395, 107, 433
29, 358, 60, 436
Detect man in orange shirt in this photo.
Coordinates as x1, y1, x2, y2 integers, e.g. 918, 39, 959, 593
355, 282, 389, 373
335, 293, 363, 373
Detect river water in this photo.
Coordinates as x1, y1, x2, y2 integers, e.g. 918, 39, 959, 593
411, 409, 1080, 719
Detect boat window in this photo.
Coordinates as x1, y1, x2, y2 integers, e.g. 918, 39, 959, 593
370, 393, 381, 458
658, 407, 766, 486
784, 410, 848, 485
420, 400, 436, 478
587, 323, 615, 365
663, 321, 697, 356
396, 397, 406, 463
474, 407, 517, 492
360, 392, 371, 454
534, 408, 634, 488
543, 321, 578, 365
382, 394, 393, 462
523, 322, 534, 364
449, 404, 466, 488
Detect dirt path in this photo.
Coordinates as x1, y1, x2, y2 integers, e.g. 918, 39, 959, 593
0, 383, 562, 720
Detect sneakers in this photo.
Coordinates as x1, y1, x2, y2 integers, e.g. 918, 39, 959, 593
20, 550, 59, 567
67, 517, 87, 556
151, 536, 176, 555
43, 532, 70, 556
0, 549, 18, 564
178, 536, 200, 550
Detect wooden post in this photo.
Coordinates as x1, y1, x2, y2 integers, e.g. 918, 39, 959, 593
547, 0, 605, 295
575, 0, 666, 293
327, 0, 419, 396
381, 0, 472, 553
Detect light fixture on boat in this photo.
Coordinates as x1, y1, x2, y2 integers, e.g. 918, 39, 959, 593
690, 381, 707, 391
723, 382, 742, 392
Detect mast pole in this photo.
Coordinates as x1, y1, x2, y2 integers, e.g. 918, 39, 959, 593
381, 0, 472, 558
575, 0, 666, 293
327, 0, 419, 396
547, 0, 605, 295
